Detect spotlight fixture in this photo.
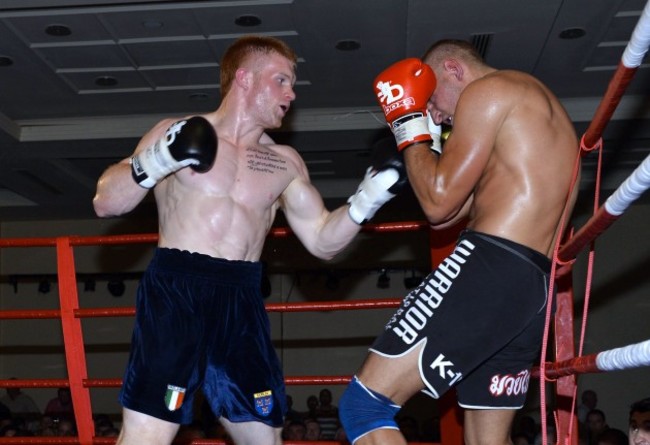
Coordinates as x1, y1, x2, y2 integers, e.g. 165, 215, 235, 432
377, 269, 390, 289
404, 270, 424, 289
38, 279, 51, 294
325, 271, 339, 291
107, 280, 125, 297
9, 276, 18, 293
83, 279, 96, 292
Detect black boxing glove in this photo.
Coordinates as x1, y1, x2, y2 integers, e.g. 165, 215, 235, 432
347, 155, 407, 224
131, 116, 218, 188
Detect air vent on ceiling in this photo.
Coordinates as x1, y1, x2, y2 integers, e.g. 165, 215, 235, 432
471, 33, 493, 59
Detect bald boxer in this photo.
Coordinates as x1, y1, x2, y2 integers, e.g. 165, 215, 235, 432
94, 35, 405, 445
339, 39, 580, 445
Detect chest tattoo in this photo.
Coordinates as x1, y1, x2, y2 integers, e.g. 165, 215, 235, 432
246, 147, 288, 174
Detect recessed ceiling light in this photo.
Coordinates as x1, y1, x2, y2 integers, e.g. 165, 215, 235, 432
95, 76, 118, 87
45, 24, 72, 37
335, 39, 361, 51
235, 15, 262, 27
559, 28, 586, 39
0, 56, 13, 67
142, 19, 164, 29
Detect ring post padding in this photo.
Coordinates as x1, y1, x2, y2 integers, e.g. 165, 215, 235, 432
604, 153, 650, 216
622, 0, 650, 68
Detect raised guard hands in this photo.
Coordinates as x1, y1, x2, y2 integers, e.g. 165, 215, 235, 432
374, 58, 437, 152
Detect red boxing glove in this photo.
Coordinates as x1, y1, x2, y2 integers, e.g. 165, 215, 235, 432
374, 58, 437, 151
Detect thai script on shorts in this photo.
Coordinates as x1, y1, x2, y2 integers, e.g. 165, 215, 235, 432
387, 239, 476, 344
489, 370, 530, 397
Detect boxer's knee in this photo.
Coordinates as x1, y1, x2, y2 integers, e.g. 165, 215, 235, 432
339, 376, 401, 444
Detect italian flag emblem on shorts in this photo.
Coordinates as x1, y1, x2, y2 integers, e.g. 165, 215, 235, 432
165, 385, 186, 411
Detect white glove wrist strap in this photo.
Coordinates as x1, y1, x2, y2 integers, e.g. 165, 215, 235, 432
392, 115, 430, 149
132, 140, 193, 188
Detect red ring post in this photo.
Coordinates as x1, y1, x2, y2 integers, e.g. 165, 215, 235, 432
57, 237, 94, 444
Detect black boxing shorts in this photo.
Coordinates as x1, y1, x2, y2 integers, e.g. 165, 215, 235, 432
119, 248, 286, 426
369, 229, 552, 409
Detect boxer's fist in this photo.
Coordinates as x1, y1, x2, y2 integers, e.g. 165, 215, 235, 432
374, 58, 436, 151
347, 155, 407, 225
131, 116, 218, 188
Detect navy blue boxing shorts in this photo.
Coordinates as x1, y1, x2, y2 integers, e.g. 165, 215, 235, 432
370, 230, 552, 409
119, 248, 286, 426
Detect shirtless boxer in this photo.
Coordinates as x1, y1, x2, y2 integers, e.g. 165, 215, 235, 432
93, 35, 404, 445
339, 39, 580, 445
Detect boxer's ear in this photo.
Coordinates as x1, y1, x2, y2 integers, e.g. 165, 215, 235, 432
444, 59, 463, 81
235, 68, 252, 90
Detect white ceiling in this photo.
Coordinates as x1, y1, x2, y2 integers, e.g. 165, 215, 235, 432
0, 0, 648, 221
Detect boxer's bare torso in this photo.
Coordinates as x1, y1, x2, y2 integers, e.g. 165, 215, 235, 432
410, 69, 579, 257
94, 52, 365, 263
460, 70, 579, 257
154, 113, 304, 261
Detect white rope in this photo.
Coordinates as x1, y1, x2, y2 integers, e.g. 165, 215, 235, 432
604, 153, 650, 215
622, 0, 650, 67
596, 339, 650, 371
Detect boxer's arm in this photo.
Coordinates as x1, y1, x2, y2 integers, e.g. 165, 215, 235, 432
403, 139, 478, 225
93, 158, 150, 217
93, 119, 175, 217
429, 194, 473, 230
404, 80, 500, 224
281, 146, 406, 260
280, 151, 363, 260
